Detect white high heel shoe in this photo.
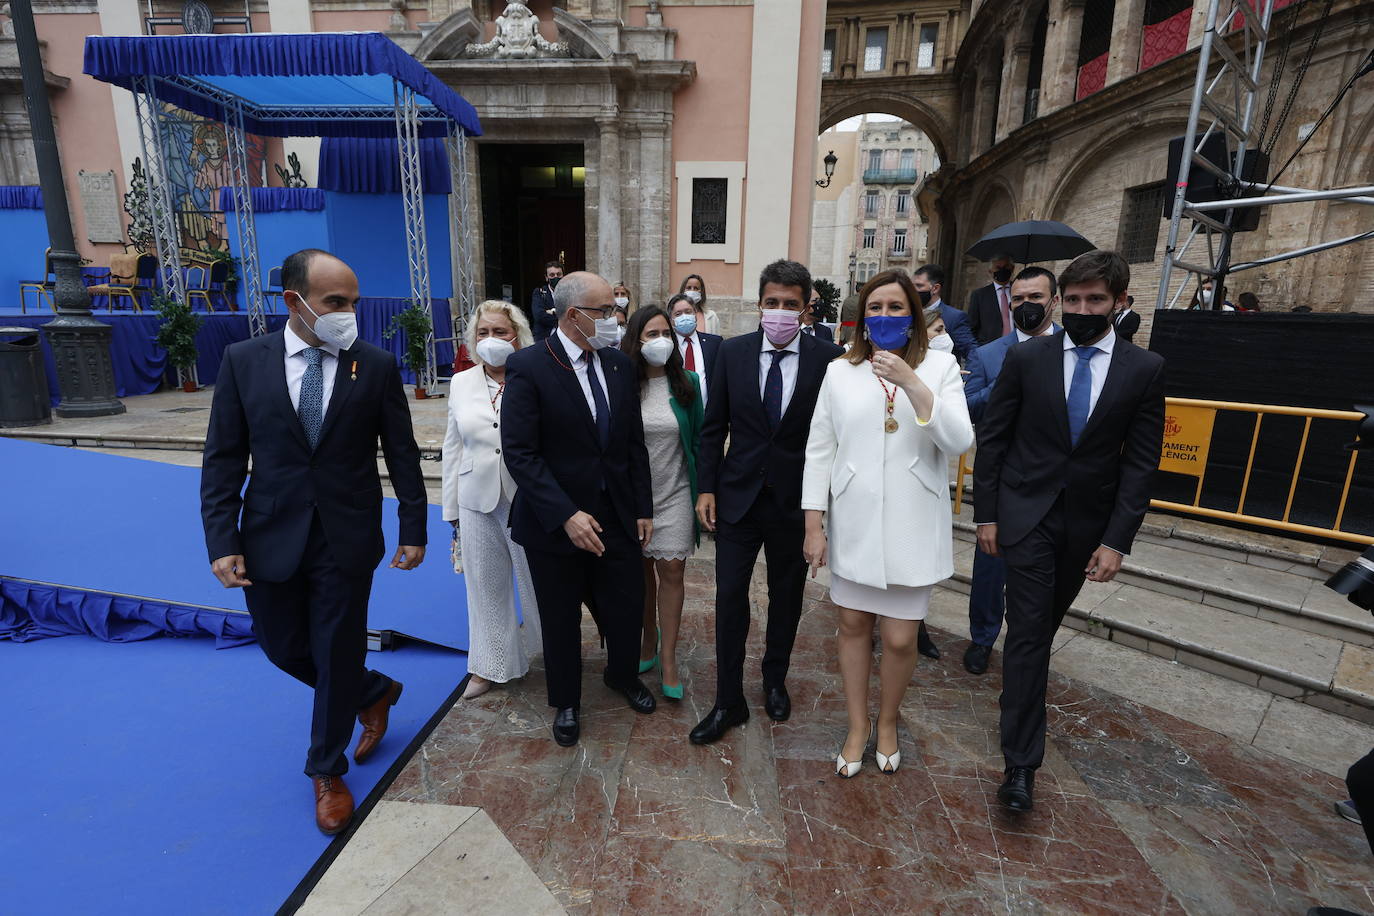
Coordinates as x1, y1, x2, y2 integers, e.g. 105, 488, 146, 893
876, 746, 901, 774
835, 721, 873, 778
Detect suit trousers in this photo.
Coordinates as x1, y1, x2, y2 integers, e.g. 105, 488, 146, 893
714, 486, 808, 707
243, 512, 391, 777
999, 494, 1099, 770
968, 544, 1007, 647
524, 493, 644, 709
1348, 748, 1374, 855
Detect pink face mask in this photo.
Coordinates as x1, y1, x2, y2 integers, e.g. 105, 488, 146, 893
760, 308, 800, 346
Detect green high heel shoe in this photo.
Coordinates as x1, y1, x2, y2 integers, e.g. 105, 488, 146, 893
661, 682, 684, 701
638, 627, 661, 674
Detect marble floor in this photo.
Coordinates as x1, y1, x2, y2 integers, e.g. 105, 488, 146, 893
379, 557, 1374, 915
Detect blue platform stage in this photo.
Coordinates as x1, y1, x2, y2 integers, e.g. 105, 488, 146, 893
0, 439, 470, 914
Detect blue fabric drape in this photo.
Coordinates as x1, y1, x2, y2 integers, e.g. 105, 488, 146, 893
317, 137, 452, 194
217, 186, 325, 212
0, 579, 255, 648
0, 186, 43, 209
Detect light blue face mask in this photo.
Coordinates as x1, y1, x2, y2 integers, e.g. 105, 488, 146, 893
673, 313, 698, 337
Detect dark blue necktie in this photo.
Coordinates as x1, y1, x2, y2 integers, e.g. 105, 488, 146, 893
299, 347, 324, 450
763, 349, 790, 428
1067, 346, 1098, 447
584, 351, 610, 448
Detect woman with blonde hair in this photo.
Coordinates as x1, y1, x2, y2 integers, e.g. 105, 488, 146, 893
802, 269, 973, 777
442, 300, 542, 699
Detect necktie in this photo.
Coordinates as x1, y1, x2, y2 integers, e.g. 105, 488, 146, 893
998, 285, 1011, 336
683, 337, 696, 372
299, 346, 324, 450
584, 351, 611, 449
763, 349, 790, 428
1066, 346, 1097, 447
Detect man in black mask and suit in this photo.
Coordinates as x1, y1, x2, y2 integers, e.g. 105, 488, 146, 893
967, 253, 1016, 345
974, 250, 1164, 813
530, 260, 563, 341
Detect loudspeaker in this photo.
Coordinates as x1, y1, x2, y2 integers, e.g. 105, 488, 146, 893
1163, 135, 1269, 232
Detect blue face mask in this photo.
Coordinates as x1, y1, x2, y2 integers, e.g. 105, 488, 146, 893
865, 315, 913, 351
673, 313, 698, 337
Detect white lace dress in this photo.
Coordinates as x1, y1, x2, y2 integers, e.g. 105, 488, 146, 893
641, 376, 694, 561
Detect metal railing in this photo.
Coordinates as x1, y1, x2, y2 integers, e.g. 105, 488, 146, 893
862, 168, 919, 184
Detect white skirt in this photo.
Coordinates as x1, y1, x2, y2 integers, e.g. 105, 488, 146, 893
830, 574, 932, 621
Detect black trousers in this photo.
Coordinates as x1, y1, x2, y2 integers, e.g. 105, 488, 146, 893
524, 496, 644, 710
1348, 748, 1374, 855
243, 513, 390, 777
713, 486, 808, 707
999, 494, 1100, 770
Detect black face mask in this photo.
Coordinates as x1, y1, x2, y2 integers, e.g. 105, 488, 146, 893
1012, 301, 1046, 334
916, 289, 932, 307
1062, 312, 1111, 346
547, 276, 560, 289
992, 267, 1013, 284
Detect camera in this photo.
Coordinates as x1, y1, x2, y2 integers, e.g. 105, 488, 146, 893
1328, 547, 1374, 613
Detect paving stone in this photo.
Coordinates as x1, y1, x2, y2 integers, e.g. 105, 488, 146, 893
1335, 645, 1374, 705
1253, 697, 1374, 778
1124, 538, 1314, 611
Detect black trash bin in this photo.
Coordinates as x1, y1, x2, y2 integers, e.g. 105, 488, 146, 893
0, 327, 53, 428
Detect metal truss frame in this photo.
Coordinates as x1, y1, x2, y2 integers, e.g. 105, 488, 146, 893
446, 126, 479, 357
395, 82, 436, 391
224, 102, 267, 337
131, 75, 187, 308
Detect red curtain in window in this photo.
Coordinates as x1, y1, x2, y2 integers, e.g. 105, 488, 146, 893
1076, 52, 1108, 101
1139, 7, 1191, 70
1229, 0, 1297, 34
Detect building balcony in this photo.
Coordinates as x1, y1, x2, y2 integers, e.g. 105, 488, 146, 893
889, 247, 912, 260
862, 168, 919, 184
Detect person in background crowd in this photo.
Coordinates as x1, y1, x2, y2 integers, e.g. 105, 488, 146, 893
680, 274, 722, 335
803, 269, 973, 777
961, 266, 1060, 677
200, 249, 426, 835
669, 292, 722, 409
1113, 294, 1141, 343
612, 302, 629, 344
501, 271, 657, 747
530, 260, 563, 340
967, 253, 1016, 345
911, 264, 977, 361
803, 291, 836, 343
975, 250, 1164, 813
689, 260, 844, 746
1187, 278, 1233, 311
613, 282, 633, 313
620, 305, 704, 700
1237, 291, 1261, 312
442, 300, 542, 701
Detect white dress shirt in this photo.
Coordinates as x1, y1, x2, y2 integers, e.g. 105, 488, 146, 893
283, 322, 339, 415
1014, 322, 1058, 344
676, 330, 710, 406
757, 330, 803, 415
1062, 327, 1116, 418
556, 328, 610, 422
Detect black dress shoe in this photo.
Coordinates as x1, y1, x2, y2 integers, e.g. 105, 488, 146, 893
963, 643, 992, 675
552, 707, 579, 747
764, 685, 791, 722
689, 702, 749, 745
603, 673, 656, 714
918, 623, 940, 659
998, 766, 1035, 812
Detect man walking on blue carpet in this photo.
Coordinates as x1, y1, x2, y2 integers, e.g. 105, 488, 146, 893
201, 248, 428, 835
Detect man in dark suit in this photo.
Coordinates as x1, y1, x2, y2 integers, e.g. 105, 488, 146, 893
529, 260, 563, 341
974, 250, 1164, 812
501, 271, 657, 747
967, 253, 1016, 345
962, 266, 1060, 677
200, 249, 428, 835
912, 263, 977, 361
1113, 295, 1142, 343
668, 292, 723, 407
690, 259, 844, 745
803, 291, 836, 343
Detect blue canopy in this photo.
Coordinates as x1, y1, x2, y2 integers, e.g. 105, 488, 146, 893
83, 32, 481, 139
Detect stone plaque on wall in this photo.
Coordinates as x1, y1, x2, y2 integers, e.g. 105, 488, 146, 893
78, 170, 124, 244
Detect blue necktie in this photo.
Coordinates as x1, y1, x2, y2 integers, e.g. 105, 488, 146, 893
299, 347, 324, 450
763, 349, 790, 428
584, 351, 610, 449
1066, 346, 1097, 447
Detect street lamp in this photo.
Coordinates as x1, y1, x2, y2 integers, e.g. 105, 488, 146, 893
815, 150, 837, 188
848, 251, 857, 295
11, 0, 124, 417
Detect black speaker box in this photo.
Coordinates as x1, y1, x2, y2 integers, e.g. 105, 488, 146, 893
1163, 135, 1269, 232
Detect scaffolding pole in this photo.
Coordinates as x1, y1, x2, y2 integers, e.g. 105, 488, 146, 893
446, 126, 478, 353
224, 100, 267, 337
394, 81, 435, 391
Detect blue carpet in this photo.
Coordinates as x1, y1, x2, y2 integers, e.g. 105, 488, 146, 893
0, 634, 465, 916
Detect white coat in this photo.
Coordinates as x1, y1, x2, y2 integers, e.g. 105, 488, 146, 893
802, 351, 974, 589
441, 364, 516, 521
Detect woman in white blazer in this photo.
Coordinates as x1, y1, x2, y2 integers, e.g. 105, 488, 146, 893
802, 270, 974, 777
442, 301, 541, 699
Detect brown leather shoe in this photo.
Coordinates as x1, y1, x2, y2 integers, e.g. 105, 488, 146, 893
313, 774, 354, 835
354, 679, 404, 763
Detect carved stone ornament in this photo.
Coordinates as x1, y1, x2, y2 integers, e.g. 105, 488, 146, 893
465, 1, 569, 59
2, 3, 15, 38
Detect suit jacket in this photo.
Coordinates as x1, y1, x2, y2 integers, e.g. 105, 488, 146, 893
698, 329, 844, 525
1114, 308, 1141, 343
686, 331, 723, 390
973, 331, 1165, 554
939, 302, 978, 362
441, 364, 516, 520
963, 326, 1060, 424
501, 337, 653, 555
967, 283, 1009, 345
200, 330, 428, 582
803, 323, 835, 344
529, 285, 558, 340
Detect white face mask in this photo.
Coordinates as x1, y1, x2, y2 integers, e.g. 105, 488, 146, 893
577, 309, 621, 351
474, 336, 515, 367
614, 296, 629, 308
640, 336, 674, 367
298, 294, 358, 350
928, 333, 954, 353
615, 325, 627, 344
1200, 289, 1213, 305
684, 289, 702, 304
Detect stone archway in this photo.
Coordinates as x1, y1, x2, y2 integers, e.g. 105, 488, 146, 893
817, 91, 957, 166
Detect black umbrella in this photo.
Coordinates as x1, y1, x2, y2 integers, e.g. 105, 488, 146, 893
966, 220, 1096, 264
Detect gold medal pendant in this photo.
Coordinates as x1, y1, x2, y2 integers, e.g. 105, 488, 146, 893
885, 417, 899, 434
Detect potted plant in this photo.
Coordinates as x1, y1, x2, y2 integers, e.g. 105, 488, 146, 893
384, 303, 434, 399
154, 293, 204, 391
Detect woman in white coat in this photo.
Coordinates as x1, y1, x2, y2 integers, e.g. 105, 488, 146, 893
802, 270, 974, 777
442, 300, 542, 699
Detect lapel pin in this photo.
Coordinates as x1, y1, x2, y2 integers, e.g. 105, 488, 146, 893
350, 360, 358, 381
